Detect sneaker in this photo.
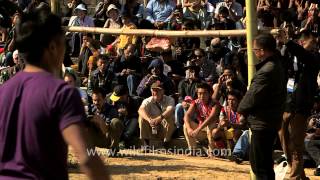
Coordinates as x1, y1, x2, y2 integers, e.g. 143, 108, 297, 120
274, 155, 286, 164
314, 168, 320, 176
229, 153, 243, 164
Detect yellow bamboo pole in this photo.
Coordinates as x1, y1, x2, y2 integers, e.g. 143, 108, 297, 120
50, 0, 57, 14
246, 0, 258, 87
64, 26, 279, 37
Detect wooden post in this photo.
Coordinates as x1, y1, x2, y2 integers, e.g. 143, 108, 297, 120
246, 0, 258, 86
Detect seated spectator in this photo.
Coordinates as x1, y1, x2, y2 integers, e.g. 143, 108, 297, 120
305, 96, 320, 176
138, 81, 176, 151
110, 12, 137, 55
145, 0, 176, 29
100, 4, 122, 46
184, 83, 221, 156
191, 48, 218, 83
175, 61, 202, 133
114, 44, 142, 96
212, 67, 246, 103
106, 85, 141, 147
137, 58, 175, 98
95, 0, 121, 20
64, 71, 88, 105
212, 90, 243, 149
2, 12, 21, 67
121, 0, 144, 26
87, 88, 124, 156
67, 4, 94, 56
167, 7, 184, 30
230, 129, 249, 164
88, 54, 114, 95
211, 6, 236, 30
183, 0, 207, 29
65, 0, 86, 17
214, 0, 243, 24
78, 33, 100, 76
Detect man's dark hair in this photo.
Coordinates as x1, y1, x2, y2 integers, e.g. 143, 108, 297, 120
227, 90, 242, 102
82, 33, 93, 39
254, 33, 277, 52
299, 29, 317, 40
92, 88, 106, 98
64, 71, 77, 81
97, 54, 109, 62
196, 83, 213, 95
15, 9, 64, 65
218, 6, 229, 15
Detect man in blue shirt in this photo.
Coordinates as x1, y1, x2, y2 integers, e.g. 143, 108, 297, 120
146, 0, 176, 29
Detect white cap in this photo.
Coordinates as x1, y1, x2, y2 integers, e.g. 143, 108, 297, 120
75, 4, 87, 11
107, 4, 118, 15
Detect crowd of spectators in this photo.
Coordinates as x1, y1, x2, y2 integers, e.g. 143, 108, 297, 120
0, 0, 320, 177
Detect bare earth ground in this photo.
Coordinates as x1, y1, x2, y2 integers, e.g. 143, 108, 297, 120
68, 148, 320, 180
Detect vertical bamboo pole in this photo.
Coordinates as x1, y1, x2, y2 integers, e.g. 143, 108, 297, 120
246, 0, 258, 86
51, 0, 57, 14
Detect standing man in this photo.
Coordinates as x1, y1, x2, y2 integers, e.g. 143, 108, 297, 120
279, 30, 320, 180
0, 10, 107, 179
237, 34, 286, 179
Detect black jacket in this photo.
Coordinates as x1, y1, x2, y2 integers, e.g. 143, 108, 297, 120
285, 41, 320, 115
238, 53, 287, 130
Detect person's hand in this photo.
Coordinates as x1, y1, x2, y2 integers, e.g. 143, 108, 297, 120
187, 128, 194, 137
218, 74, 225, 86
118, 108, 128, 116
120, 69, 127, 76
225, 77, 233, 87
277, 29, 289, 44
190, 128, 200, 137
219, 120, 229, 128
182, 101, 189, 109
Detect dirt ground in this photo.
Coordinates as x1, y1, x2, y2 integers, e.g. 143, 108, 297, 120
68, 148, 320, 180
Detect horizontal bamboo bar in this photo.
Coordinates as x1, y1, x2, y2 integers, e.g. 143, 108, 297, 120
64, 26, 280, 37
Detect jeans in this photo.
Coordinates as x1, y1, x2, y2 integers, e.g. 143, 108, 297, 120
122, 117, 138, 140
233, 130, 249, 158
127, 75, 138, 96
175, 103, 185, 129
305, 139, 320, 166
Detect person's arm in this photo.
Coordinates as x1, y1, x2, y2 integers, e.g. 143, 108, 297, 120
62, 123, 109, 180
197, 103, 221, 130
138, 101, 152, 123
146, 0, 155, 24
153, 97, 175, 124
184, 103, 197, 131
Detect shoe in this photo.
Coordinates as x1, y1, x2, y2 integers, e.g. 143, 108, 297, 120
230, 153, 243, 164
314, 168, 320, 176
274, 155, 286, 164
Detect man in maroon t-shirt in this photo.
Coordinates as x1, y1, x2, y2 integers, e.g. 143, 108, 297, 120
0, 9, 108, 179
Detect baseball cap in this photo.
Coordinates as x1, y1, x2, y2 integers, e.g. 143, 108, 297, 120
110, 85, 128, 102
151, 80, 164, 90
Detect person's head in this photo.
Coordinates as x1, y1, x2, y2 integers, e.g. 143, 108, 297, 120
107, 4, 119, 20
218, 6, 229, 19
151, 80, 165, 102
15, 9, 65, 76
148, 58, 164, 75
196, 83, 213, 104
184, 60, 200, 80
193, 48, 205, 65
75, 4, 87, 19
13, 49, 20, 64
253, 34, 276, 61
298, 30, 317, 51
12, 12, 21, 26
124, 44, 135, 59
110, 85, 129, 103
92, 88, 106, 110
97, 54, 109, 72
82, 33, 93, 46
227, 90, 241, 111
224, 0, 234, 6
121, 12, 131, 25
64, 72, 77, 87
222, 67, 235, 81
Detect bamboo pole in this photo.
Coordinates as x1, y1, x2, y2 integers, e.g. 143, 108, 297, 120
64, 26, 279, 37
50, 0, 57, 14
246, 0, 258, 87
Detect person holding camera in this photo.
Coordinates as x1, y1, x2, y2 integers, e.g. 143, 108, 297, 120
136, 58, 174, 98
